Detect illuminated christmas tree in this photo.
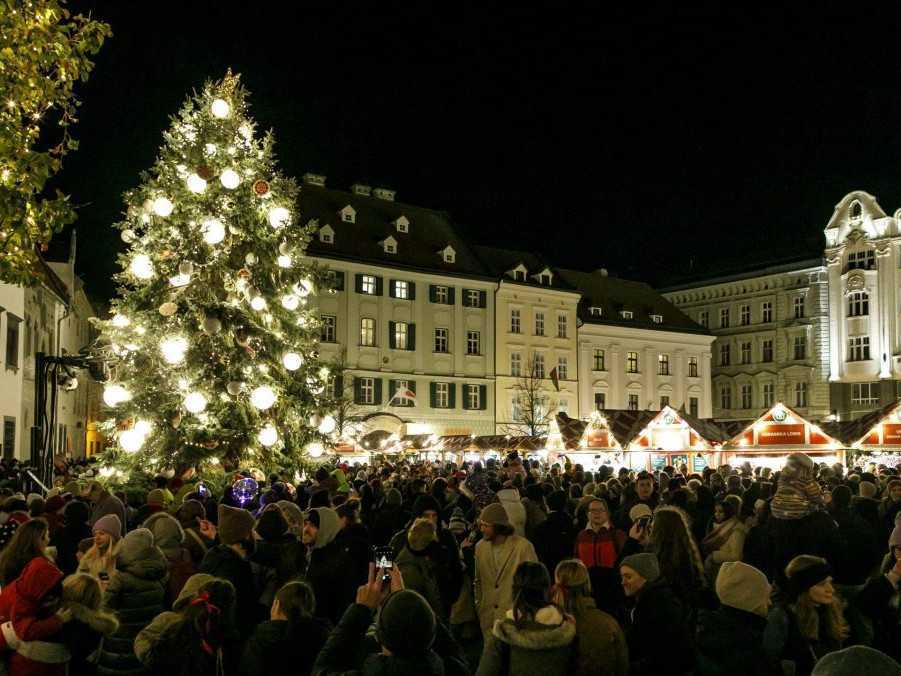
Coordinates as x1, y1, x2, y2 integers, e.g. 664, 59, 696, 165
96, 72, 334, 472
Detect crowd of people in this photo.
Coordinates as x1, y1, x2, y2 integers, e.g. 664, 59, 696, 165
0, 451, 896, 675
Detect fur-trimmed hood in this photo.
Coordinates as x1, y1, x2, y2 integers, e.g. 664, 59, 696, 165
492, 606, 576, 650
66, 600, 119, 635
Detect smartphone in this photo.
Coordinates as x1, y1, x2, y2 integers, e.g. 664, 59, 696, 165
372, 546, 393, 582
636, 515, 652, 531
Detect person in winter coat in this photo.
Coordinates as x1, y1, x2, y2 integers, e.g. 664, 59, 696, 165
50, 500, 93, 575
198, 503, 264, 633
856, 525, 901, 662
251, 506, 305, 607
302, 506, 357, 625
312, 564, 469, 676
276, 499, 305, 538
474, 503, 538, 637
696, 561, 781, 676
394, 518, 446, 617
764, 555, 850, 676
97, 527, 169, 676
828, 485, 881, 587
143, 511, 195, 609
240, 581, 330, 676
0, 518, 53, 586
497, 486, 527, 537
388, 494, 464, 617
81, 482, 126, 535
135, 577, 237, 676
574, 498, 626, 617
879, 479, 901, 541
476, 561, 575, 676
552, 558, 628, 676
175, 500, 214, 567
134, 489, 167, 526
58, 573, 119, 676
851, 481, 882, 533
521, 484, 547, 541
77, 514, 121, 585
701, 498, 748, 585
620, 553, 694, 676
811, 646, 901, 676
614, 472, 659, 530
369, 488, 409, 547
533, 490, 577, 577
334, 500, 371, 592
134, 573, 215, 661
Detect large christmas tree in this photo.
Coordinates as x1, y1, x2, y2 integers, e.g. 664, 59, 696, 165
96, 72, 333, 473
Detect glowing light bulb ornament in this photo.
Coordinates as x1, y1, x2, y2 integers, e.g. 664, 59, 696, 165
220, 169, 240, 189
152, 197, 174, 217
111, 314, 130, 328
160, 335, 188, 365
103, 384, 131, 407
201, 218, 225, 244
232, 477, 258, 506
250, 385, 276, 410
306, 441, 325, 458
282, 352, 302, 371
318, 415, 337, 435
250, 295, 267, 311
186, 174, 207, 194
130, 254, 154, 280
277, 255, 292, 268
258, 424, 278, 447
268, 206, 291, 228
184, 391, 208, 414
281, 294, 299, 310
211, 98, 231, 119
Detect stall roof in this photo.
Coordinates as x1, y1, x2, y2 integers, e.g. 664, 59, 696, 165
600, 407, 729, 448
723, 402, 841, 449
820, 400, 901, 447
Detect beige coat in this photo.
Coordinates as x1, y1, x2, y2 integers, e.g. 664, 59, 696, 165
474, 534, 537, 634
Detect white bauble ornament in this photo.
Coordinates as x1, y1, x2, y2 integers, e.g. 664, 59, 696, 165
282, 352, 302, 371
250, 385, 277, 410
258, 424, 278, 447
201, 218, 226, 244
160, 335, 188, 365
306, 441, 325, 458
111, 314, 130, 328
204, 143, 218, 157
226, 381, 244, 396
134, 419, 153, 437
119, 428, 145, 453
245, 253, 257, 265
130, 255, 154, 280
278, 242, 291, 255
158, 302, 178, 317
202, 317, 222, 335
281, 294, 299, 311
152, 197, 174, 217
121, 229, 136, 243
184, 391, 208, 414
277, 255, 292, 268
220, 169, 241, 190
250, 296, 267, 311
178, 261, 194, 276
211, 98, 231, 118
268, 206, 291, 228
103, 384, 131, 407
186, 174, 207, 194
318, 415, 337, 435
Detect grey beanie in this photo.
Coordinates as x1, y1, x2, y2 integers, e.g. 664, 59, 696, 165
620, 552, 660, 583
812, 646, 901, 676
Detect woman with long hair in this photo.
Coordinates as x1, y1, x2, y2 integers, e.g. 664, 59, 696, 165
77, 514, 121, 585
765, 555, 849, 676
553, 559, 628, 676
644, 506, 707, 611
0, 518, 50, 585
701, 497, 748, 584
476, 561, 575, 676
240, 581, 330, 676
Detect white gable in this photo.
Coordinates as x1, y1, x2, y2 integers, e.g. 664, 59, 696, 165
507, 263, 528, 281
319, 223, 335, 244
394, 215, 409, 233
381, 235, 398, 254
339, 205, 356, 223
824, 191, 890, 246
532, 266, 553, 285
440, 245, 456, 263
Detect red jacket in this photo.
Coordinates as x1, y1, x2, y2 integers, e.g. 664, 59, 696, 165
574, 525, 626, 570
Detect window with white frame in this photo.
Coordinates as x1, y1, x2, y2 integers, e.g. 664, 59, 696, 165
360, 377, 374, 404
741, 384, 752, 409
651, 314, 663, 324
511, 396, 522, 420
628, 394, 639, 411
361, 275, 376, 295
848, 291, 869, 317
589, 306, 603, 318
793, 296, 805, 319
513, 270, 526, 281
762, 382, 774, 408
435, 382, 450, 408
393, 280, 409, 299
394, 323, 408, 350
539, 273, 551, 285
510, 352, 522, 377
534, 353, 546, 379
740, 304, 750, 326
688, 356, 698, 377
360, 318, 375, 346
626, 351, 639, 373
467, 384, 481, 410
593, 349, 605, 371
698, 311, 709, 327
658, 353, 670, 375
848, 335, 870, 361
465, 289, 480, 307
762, 339, 773, 362
535, 311, 545, 336
793, 335, 806, 360
434, 286, 449, 304
557, 357, 568, 380
689, 397, 699, 417
320, 315, 336, 342
510, 308, 521, 334
443, 248, 456, 263
434, 328, 448, 353
720, 307, 730, 328
852, 382, 879, 407
847, 249, 875, 270
557, 313, 567, 338
720, 343, 730, 366
762, 301, 773, 323
795, 382, 808, 408
720, 384, 731, 410
466, 331, 480, 355
594, 392, 606, 410
741, 341, 752, 364
320, 230, 333, 244
384, 240, 396, 254
620, 310, 634, 320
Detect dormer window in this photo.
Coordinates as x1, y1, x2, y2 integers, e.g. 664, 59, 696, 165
650, 314, 663, 324
508, 263, 528, 281
319, 224, 335, 244
539, 273, 551, 285
440, 245, 456, 264
620, 310, 634, 320
395, 215, 409, 233
849, 200, 862, 220
381, 236, 398, 254
589, 306, 602, 317
339, 205, 356, 224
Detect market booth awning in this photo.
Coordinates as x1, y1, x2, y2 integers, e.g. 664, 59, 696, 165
722, 402, 845, 469
821, 400, 901, 468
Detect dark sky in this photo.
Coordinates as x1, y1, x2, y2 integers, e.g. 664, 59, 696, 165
55, 2, 901, 302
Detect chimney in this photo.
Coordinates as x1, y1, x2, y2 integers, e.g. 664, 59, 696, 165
351, 183, 372, 196
373, 187, 396, 201
302, 173, 326, 187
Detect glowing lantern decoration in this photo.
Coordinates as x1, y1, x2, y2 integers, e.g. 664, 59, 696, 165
210, 98, 231, 118
318, 415, 336, 435
250, 385, 276, 410
152, 197, 174, 217
184, 391, 208, 414
268, 206, 291, 228
186, 174, 207, 193
103, 384, 131, 407
258, 424, 278, 447
160, 335, 189, 365
282, 352, 302, 371
130, 255, 154, 280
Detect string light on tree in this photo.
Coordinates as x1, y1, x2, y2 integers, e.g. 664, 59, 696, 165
184, 391, 208, 414
130, 255, 154, 280
160, 335, 189, 365
210, 98, 231, 118
111, 314, 130, 328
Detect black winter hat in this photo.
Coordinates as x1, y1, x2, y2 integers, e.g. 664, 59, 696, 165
412, 495, 441, 517
546, 490, 567, 512
256, 508, 288, 541
377, 590, 436, 656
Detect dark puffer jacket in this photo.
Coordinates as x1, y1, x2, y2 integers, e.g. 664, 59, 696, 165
240, 617, 330, 676
476, 606, 576, 676
98, 530, 169, 676
696, 605, 781, 676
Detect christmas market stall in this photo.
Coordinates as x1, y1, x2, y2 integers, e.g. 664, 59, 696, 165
722, 402, 845, 470
550, 411, 624, 471
822, 400, 901, 469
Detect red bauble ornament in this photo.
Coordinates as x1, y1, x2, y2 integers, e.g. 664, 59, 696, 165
196, 165, 214, 180
237, 268, 251, 279
252, 179, 270, 196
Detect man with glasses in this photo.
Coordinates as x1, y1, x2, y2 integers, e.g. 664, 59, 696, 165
575, 498, 627, 616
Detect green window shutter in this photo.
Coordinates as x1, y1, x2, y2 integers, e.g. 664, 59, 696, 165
336, 271, 345, 291
388, 321, 396, 349
430, 382, 437, 408
479, 290, 487, 308
388, 379, 398, 402
462, 384, 471, 410
374, 379, 383, 404
479, 384, 487, 410
408, 381, 417, 406
354, 274, 364, 293
448, 383, 456, 409
388, 280, 397, 299
429, 285, 438, 303
408, 324, 415, 351
408, 282, 416, 300
375, 276, 383, 296
353, 377, 363, 404
335, 374, 344, 398
448, 287, 456, 305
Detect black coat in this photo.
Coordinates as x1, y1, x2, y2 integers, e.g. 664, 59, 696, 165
370, 505, 410, 547
767, 511, 840, 586
199, 544, 265, 632
696, 605, 781, 676
251, 534, 306, 605
51, 522, 93, 575
857, 573, 901, 662
831, 510, 881, 585
335, 523, 372, 590
532, 510, 576, 576
764, 603, 842, 676
389, 525, 463, 616
305, 538, 358, 625
241, 617, 330, 676
624, 578, 694, 676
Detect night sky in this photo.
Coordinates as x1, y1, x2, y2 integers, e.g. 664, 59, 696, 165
54, 3, 901, 303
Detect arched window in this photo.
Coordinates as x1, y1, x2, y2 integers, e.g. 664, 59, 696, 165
849, 200, 862, 219
848, 290, 869, 317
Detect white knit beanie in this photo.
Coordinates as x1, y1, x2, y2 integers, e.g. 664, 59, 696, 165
716, 561, 771, 617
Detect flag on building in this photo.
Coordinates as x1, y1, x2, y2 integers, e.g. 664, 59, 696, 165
549, 366, 560, 391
